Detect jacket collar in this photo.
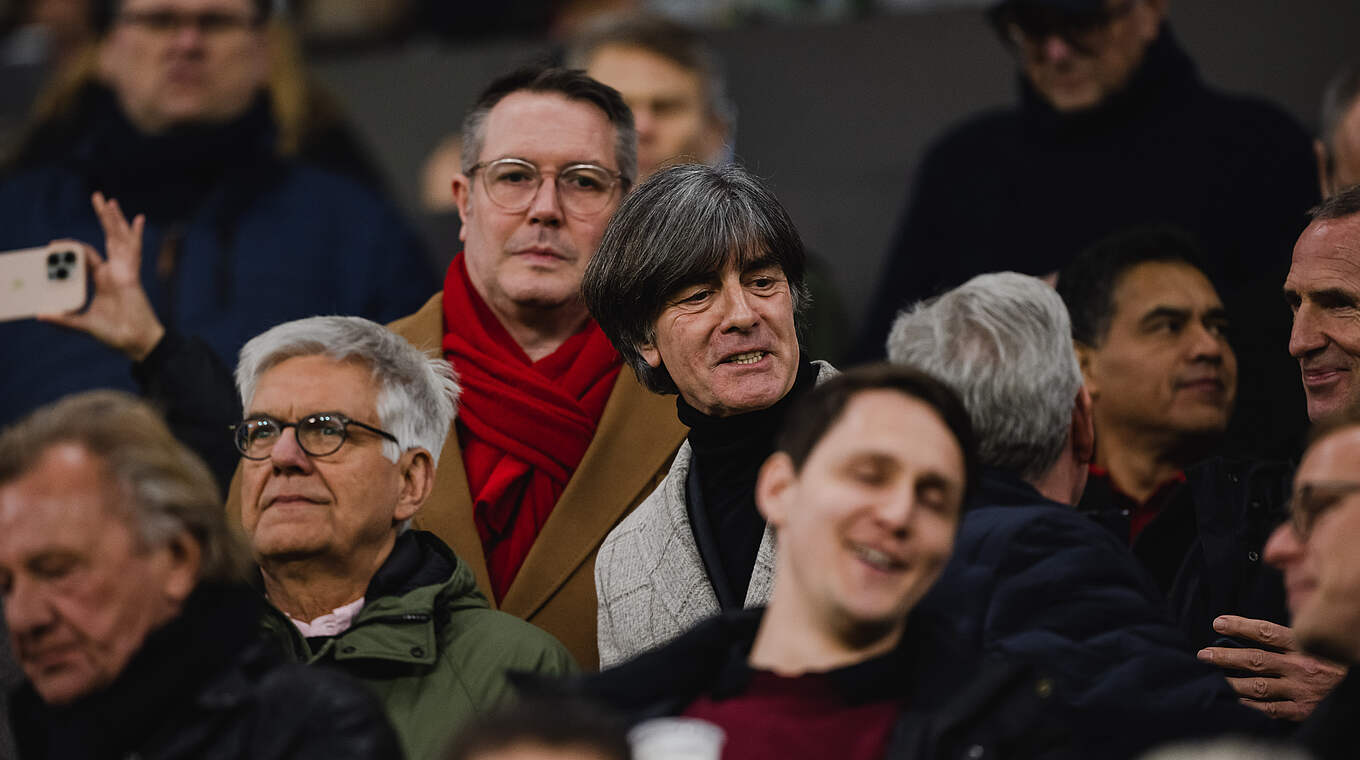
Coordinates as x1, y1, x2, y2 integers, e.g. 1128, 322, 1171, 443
975, 467, 1066, 510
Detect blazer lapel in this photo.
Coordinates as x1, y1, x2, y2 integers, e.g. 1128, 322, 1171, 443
500, 368, 686, 619
391, 294, 495, 603
649, 444, 722, 625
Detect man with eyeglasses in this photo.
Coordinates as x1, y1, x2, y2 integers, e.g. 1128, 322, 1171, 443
233, 315, 576, 760
1261, 411, 1360, 759
385, 66, 687, 671
0, 0, 432, 442
855, 0, 1317, 462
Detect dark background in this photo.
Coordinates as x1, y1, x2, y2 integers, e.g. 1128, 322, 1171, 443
312, 0, 1360, 332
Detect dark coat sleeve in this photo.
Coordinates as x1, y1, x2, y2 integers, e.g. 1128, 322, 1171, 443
250, 665, 404, 760
934, 505, 1275, 759
132, 330, 241, 496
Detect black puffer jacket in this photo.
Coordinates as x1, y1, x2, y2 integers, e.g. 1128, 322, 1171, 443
7, 584, 401, 760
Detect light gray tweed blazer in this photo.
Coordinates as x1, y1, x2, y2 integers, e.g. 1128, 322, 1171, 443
594, 361, 836, 669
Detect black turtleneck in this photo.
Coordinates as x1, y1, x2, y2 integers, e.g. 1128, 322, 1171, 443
677, 359, 820, 610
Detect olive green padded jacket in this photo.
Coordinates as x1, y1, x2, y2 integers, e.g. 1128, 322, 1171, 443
262, 530, 578, 760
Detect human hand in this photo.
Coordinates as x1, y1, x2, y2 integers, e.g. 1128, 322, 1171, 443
38, 192, 164, 361
1196, 614, 1347, 721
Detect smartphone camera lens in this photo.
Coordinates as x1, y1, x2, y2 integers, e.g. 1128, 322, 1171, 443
63, 251, 76, 265
54, 267, 69, 280
47, 253, 59, 265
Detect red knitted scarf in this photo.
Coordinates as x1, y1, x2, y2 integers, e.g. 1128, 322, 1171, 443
441, 254, 621, 601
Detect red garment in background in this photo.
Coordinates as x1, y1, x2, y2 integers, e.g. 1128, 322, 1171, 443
1088, 464, 1187, 544
441, 254, 621, 601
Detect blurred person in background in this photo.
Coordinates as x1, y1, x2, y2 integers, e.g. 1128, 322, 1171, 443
582, 164, 832, 668
0, 0, 433, 437
1316, 60, 1360, 199
384, 66, 687, 670
234, 316, 576, 760
1261, 410, 1360, 758
0, 391, 401, 760
442, 699, 631, 760
891, 272, 1267, 758
856, 0, 1318, 463
566, 14, 850, 362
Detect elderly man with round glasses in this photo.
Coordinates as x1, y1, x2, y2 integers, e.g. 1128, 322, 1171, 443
232, 315, 576, 760
582, 164, 834, 668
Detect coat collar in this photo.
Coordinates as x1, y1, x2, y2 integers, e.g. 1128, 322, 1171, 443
390, 292, 688, 620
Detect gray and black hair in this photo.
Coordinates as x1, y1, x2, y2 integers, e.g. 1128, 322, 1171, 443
582, 163, 809, 394
1319, 60, 1360, 175
565, 13, 737, 137
0, 390, 253, 583
1310, 182, 1360, 223
236, 316, 459, 466
460, 66, 637, 188
887, 272, 1082, 481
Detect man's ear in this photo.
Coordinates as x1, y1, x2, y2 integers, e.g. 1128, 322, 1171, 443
394, 449, 436, 523
452, 174, 472, 243
1074, 341, 1099, 398
639, 339, 663, 370
755, 452, 797, 528
1316, 139, 1334, 198
161, 530, 202, 606
1072, 385, 1096, 465
1136, 0, 1168, 39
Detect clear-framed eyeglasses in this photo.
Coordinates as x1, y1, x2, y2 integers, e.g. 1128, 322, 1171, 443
231, 412, 399, 460
1287, 480, 1360, 540
467, 158, 626, 217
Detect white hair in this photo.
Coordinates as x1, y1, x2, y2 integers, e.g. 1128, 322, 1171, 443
235, 316, 459, 466
887, 272, 1082, 481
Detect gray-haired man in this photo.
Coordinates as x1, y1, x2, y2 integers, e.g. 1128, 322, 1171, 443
0, 390, 401, 759
889, 272, 1268, 756
233, 316, 576, 760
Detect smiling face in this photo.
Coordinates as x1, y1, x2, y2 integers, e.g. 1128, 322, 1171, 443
756, 390, 965, 642
1286, 215, 1360, 422
0, 445, 194, 705
585, 43, 726, 180
97, 0, 268, 134
238, 355, 418, 575
641, 256, 800, 417
452, 91, 623, 327
1267, 427, 1360, 662
1080, 261, 1237, 442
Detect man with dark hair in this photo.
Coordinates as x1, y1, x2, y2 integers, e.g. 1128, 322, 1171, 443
856, 0, 1317, 461
582, 164, 831, 668
0, 391, 402, 760
1316, 61, 1360, 198
442, 699, 630, 760
1057, 227, 1238, 537
572, 364, 1077, 758
0, 0, 433, 433
385, 66, 687, 670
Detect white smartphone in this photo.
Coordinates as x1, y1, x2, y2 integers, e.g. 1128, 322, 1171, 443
0, 244, 88, 323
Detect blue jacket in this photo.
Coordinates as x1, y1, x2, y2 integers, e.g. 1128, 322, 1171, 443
0, 97, 434, 428
918, 469, 1274, 759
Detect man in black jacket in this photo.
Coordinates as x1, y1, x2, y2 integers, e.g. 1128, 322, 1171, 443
0, 390, 400, 760
889, 272, 1269, 758
577, 365, 1077, 759
856, 0, 1317, 462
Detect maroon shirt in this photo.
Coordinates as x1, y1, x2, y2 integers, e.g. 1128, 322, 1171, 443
682, 669, 900, 760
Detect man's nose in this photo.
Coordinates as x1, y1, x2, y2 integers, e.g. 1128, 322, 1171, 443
1263, 521, 1304, 570
168, 18, 208, 52
717, 286, 759, 332
1289, 303, 1327, 359
1187, 322, 1227, 363
4, 577, 55, 638
269, 426, 314, 473
527, 175, 564, 227
1038, 34, 1078, 63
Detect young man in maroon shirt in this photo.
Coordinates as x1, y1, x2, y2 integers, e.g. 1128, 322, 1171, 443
578, 365, 1069, 759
